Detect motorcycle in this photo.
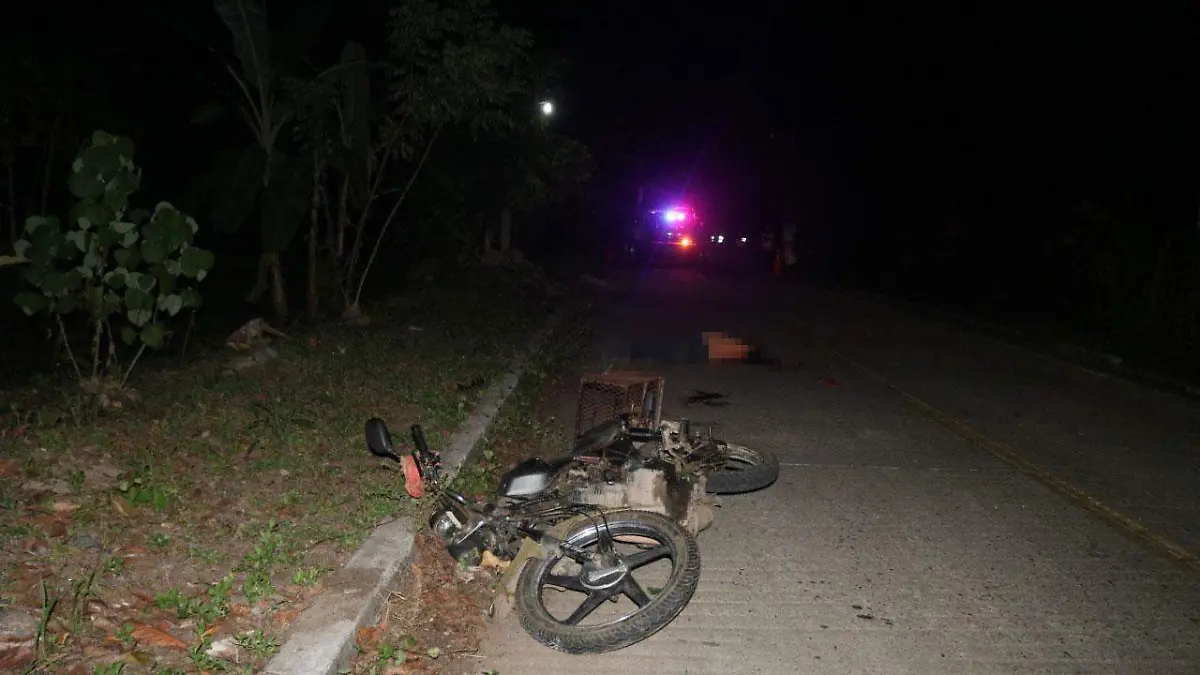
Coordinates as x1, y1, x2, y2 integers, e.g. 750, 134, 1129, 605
363, 412, 778, 653
365, 418, 702, 654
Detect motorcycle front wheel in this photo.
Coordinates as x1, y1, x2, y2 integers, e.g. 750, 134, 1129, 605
514, 509, 701, 654
704, 441, 780, 494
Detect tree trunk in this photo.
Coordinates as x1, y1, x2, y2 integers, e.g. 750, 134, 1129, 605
267, 251, 289, 320
1141, 236, 1171, 333
248, 252, 289, 319
500, 207, 512, 253
4, 148, 16, 249
336, 175, 349, 260
306, 171, 321, 322
39, 118, 61, 214
247, 255, 270, 304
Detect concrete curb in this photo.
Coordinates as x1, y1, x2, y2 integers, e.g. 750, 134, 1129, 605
264, 311, 563, 675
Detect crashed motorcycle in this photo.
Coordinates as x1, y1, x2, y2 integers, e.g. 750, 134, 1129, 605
365, 419, 702, 654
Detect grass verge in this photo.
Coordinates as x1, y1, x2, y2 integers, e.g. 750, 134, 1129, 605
0, 263, 556, 675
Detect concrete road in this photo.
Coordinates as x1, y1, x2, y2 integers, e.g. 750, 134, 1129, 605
473, 268, 1200, 675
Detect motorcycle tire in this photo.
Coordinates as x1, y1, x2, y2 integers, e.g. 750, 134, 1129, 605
704, 441, 780, 494
514, 509, 701, 654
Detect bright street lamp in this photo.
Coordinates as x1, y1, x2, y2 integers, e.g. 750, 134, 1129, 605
539, 100, 554, 116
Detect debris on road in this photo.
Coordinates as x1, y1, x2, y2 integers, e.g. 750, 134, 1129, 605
685, 390, 730, 407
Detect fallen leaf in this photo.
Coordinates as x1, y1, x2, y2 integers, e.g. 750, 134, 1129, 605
52, 501, 79, 515
130, 623, 187, 650
124, 650, 155, 666
272, 608, 301, 629
83, 463, 122, 488
480, 550, 509, 571
0, 458, 19, 477
82, 644, 117, 659
110, 496, 132, 518
21, 538, 49, 555
83, 598, 109, 617
0, 635, 36, 669
357, 625, 383, 650
23, 516, 67, 538
59, 662, 91, 675
200, 621, 223, 639
204, 636, 238, 660
21, 478, 71, 495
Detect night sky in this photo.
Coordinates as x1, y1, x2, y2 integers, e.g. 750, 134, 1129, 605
519, 1, 1200, 242
10, 1, 1200, 256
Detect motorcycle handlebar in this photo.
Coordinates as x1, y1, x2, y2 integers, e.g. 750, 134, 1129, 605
410, 424, 443, 480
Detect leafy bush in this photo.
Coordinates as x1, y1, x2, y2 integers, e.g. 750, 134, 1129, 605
12, 130, 214, 397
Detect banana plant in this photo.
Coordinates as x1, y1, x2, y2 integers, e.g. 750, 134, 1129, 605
193, 0, 331, 319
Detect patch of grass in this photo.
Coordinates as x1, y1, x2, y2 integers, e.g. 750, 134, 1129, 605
233, 629, 281, 659
0, 264, 556, 674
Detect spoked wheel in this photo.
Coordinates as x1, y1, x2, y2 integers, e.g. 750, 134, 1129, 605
703, 441, 780, 494
514, 509, 701, 654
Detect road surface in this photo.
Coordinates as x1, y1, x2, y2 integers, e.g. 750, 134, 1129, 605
473, 267, 1200, 675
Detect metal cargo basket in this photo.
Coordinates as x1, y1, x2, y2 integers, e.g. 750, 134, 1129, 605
575, 371, 665, 437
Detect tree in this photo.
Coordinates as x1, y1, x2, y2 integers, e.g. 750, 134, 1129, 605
190, 0, 333, 320
0, 52, 105, 253
410, 52, 593, 259
334, 0, 535, 318
12, 131, 213, 406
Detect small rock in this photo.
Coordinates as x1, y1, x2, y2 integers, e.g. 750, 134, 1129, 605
84, 463, 123, 489
0, 609, 37, 636
21, 479, 72, 495
0, 609, 37, 669
205, 636, 239, 659
72, 534, 103, 552
82, 598, 109, 618
22, 538, 49, 556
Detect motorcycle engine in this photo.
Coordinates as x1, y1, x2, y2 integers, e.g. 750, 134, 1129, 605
429, 500, 496, 566
566, 462, 716, 535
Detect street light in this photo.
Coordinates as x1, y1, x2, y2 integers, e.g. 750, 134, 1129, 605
539, 100, 554, 117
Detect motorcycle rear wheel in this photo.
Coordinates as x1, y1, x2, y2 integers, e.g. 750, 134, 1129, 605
514, 509, 701, 654
704, 441, 780, 494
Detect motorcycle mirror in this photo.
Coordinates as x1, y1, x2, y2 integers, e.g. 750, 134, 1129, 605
365, 417, 403, 461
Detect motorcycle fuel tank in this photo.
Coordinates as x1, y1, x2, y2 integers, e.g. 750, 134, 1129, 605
499, 458, 557, 497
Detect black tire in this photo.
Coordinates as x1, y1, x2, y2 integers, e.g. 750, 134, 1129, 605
704, 441, 780, 494
514, 509, 701, 654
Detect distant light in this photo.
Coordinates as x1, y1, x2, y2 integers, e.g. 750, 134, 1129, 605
540, 100, 554, 116
679, 236, 694, 248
